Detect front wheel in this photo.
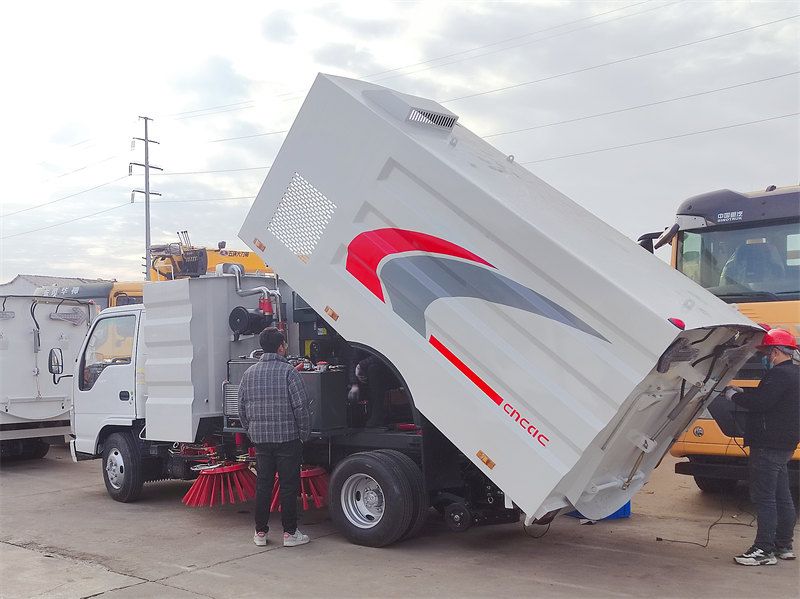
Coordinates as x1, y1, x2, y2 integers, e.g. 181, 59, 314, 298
102, 432, 144, 502
329, 451, 414, 547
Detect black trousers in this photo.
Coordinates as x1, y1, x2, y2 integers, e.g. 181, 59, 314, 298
254, 439, 302, 534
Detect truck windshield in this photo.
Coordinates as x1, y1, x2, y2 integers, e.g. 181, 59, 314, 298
676, 220, 800, 302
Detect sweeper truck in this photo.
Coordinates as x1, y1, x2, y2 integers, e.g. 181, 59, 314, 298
61, 74, 763, 547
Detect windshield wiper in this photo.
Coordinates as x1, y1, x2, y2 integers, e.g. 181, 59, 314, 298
715, 290, 780, 301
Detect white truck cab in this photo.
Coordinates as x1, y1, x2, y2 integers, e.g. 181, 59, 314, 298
70, 305, 145, 457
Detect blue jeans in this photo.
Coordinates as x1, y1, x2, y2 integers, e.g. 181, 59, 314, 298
749, 447, 796, 552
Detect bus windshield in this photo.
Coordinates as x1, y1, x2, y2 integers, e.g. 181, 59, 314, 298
676, 220, 800, 302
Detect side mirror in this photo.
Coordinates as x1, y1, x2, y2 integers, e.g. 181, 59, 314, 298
637, 232, 662, 254
654, 223, 680, 250
48, 348, 64, 375
48, 348, 72, 384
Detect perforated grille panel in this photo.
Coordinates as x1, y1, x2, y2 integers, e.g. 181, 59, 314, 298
223, 382, 239, 417
408, 108, 457, 130
267, 173, 336, 260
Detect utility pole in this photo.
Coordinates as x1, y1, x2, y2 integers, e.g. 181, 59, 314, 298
130, 116, 162, 280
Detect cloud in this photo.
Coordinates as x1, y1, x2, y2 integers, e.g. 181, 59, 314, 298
312, 42, 381, 74
316, 4, 401, 39
262, 10, 296, 44
173, 56, 252, 108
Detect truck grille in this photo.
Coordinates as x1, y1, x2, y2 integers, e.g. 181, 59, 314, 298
223, 383, 240, 417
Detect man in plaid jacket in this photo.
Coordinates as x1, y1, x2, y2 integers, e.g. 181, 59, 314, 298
239, 327, 311, 547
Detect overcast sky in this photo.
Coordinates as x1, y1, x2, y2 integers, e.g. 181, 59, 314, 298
0, 0, 797, 282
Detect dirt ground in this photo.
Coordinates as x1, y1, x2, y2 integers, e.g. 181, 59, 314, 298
0, 446, 797, 598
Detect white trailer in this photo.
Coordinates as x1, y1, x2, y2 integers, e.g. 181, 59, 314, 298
66, 74, 761, 547
0, 295, 97, 458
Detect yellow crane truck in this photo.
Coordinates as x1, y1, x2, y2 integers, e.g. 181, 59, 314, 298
641, 185, 800, 492
150, 232, 272, 282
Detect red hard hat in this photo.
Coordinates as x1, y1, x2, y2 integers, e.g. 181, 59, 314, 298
756, 328, 798, 350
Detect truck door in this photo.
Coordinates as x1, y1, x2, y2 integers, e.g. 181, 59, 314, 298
73, 313, 139, 453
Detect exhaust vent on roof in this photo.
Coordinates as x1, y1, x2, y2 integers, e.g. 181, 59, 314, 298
267, 172, 336, 262
363, 88, 458, 132
407, 108, 457, 130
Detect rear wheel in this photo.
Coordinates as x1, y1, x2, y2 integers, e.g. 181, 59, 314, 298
329, 451, 414, 547
375, 449, 429, 540
102, 432, 144, 502
29, 440, 50, 459
693, 475, 737, 494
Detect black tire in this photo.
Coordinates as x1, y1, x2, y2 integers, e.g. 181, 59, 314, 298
102, 432, 144, 502
29, 440, 49, 459
329, 451, 414, 547
693, 476, 737, 494
375, 450, 429, 540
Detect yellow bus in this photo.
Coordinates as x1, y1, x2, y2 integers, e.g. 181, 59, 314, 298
643, 185, 799, 492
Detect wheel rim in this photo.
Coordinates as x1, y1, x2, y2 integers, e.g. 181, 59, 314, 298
340, 473, 385, 529
105, 448, 125, 490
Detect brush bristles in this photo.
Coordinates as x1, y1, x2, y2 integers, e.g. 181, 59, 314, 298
182, 464, 257, 508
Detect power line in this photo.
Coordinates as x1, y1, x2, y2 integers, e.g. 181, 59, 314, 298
170, 99, 255, 117
1, 196, 257, 241
441, 14, 800, 103
139, 196, 255, 203
483, 71, 800, 138
153, 166, 269, 176
3, 175, 131, 217
49, 151, 129, 180
0, 202, 131, 240
208, 129, 288, 143
174, 103, 258, 120
520, 112, 799, 164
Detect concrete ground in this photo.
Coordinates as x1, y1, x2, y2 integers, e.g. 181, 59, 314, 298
0, 447, 797, 599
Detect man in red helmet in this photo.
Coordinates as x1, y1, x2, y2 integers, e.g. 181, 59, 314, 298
724, 328, 799, 566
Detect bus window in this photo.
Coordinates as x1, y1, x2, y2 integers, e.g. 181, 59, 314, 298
787, 233, 800, 267
677, 232, 702, 285
677, 221, 800, 301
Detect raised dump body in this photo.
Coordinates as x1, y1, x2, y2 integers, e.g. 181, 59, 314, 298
241, 74, 761, 521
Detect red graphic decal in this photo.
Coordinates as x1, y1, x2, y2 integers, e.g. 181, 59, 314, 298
430, 334, 550, 448
429, 335, 503, 406
347, 228, 493, 301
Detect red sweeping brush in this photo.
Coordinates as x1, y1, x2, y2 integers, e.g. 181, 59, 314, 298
182, 462, 257, 507
270, 466, 329, 512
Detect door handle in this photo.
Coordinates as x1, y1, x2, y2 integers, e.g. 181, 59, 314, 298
119, 391, 131, 401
